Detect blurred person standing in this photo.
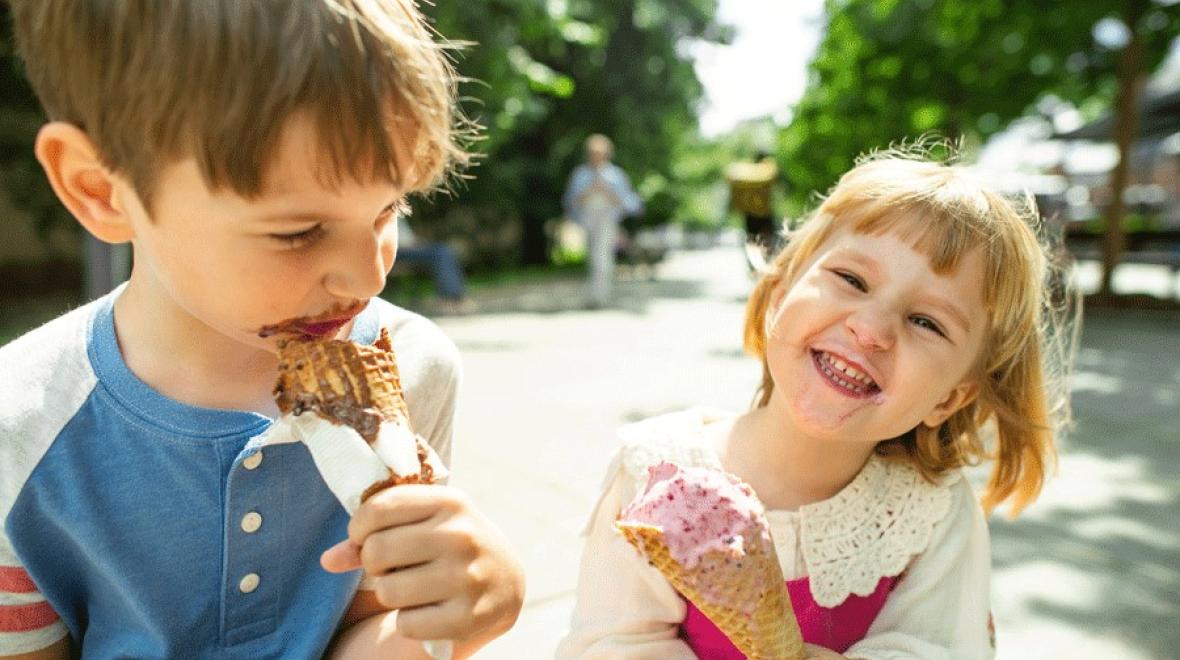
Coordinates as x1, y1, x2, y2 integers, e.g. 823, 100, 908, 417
563, 134, 643, 308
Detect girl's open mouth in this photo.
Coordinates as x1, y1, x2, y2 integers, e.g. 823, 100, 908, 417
811, 349, 880, 399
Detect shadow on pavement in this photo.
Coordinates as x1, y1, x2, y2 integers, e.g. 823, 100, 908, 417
450, 273, 710, 317
990, 309, 1180, 658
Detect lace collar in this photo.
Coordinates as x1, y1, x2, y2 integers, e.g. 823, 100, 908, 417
616, 407, 956, 607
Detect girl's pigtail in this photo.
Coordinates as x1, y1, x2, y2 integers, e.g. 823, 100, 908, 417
981, 205, 1081, 517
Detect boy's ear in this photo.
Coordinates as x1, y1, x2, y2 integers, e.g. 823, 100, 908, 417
922, 380, 980, 428
34, 122, 135, 244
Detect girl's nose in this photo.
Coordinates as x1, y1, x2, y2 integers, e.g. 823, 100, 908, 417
846, 306, 896, 351
324, 226, 396, 301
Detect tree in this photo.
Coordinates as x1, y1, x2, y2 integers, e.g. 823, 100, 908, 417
423, 0, 728, 266
1, 2, 727, 273
779, 0, 1179, 293
0, 3, 71, 249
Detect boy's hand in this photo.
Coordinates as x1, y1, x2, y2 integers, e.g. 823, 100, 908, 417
320, 485, 525, 648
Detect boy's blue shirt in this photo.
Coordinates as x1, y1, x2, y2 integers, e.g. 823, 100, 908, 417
0, 288, 460, 657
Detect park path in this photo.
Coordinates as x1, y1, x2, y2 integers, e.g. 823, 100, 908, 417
432, 244, 1180, 659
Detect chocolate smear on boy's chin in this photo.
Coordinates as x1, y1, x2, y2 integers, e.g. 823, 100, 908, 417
254, 300, 367, 340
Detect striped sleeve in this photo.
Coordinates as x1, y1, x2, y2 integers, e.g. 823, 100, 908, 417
0, 563, 68, 653
0, 301, 101, 653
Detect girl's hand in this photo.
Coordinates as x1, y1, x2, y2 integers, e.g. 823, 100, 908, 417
805, 643, 849, 659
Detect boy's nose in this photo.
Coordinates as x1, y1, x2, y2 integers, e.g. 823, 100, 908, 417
325, 230, 396, 301
846, 307, 896, 351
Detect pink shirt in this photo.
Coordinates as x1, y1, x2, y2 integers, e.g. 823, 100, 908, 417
681, 575, 897, 656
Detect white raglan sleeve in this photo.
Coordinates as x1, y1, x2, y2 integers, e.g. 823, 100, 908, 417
844, 477, 995, 660
555, 455, 696, 660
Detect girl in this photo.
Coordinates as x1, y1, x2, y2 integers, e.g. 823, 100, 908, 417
557, 148, 1077, 659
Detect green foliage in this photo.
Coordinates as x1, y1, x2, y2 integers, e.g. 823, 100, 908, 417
1, 2, 725, 269
0, 5, 74, 250
421, 0, 728, 266
779, 0, 1180, 210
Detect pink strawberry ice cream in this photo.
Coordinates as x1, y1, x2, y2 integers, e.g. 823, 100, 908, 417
619, 461, 773, 570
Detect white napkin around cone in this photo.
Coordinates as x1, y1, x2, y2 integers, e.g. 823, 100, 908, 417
262, 413, 453, 659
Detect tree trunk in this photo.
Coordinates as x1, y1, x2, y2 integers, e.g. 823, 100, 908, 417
1099, 0, 1147, 296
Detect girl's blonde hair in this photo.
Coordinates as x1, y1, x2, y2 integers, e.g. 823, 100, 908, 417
10, 0, 473, 210
743, 146, 1079, 517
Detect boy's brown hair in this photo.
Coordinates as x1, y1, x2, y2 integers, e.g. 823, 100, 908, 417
9, 0, 470, 209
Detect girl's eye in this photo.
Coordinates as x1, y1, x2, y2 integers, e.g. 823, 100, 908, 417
833, 270, 867, 292
270, 225, 326, 249
910, 315, 946, 337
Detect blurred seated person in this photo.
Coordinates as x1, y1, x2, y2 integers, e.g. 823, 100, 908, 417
725, 150, 779, 252
396, 215, 474, 315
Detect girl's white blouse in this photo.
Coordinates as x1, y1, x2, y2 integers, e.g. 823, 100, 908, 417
556, 408, 995, 660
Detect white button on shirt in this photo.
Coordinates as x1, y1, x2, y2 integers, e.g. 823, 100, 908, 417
242, 452, 263, 470
239, 573, 260, 594
241, 512, 262, 533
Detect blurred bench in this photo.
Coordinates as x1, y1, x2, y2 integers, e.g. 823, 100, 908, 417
1065, 227, 1180, 298
385, 259, 434, 304
1071, 248, 1180, 269
1066, 229, 1180, 270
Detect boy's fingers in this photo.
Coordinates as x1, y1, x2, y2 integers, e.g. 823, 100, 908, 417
370, 561, 452, 613
347, 484, 462, 545
358, 521, 440, 574
320, 539, 362, 573
396, 600, 470, 642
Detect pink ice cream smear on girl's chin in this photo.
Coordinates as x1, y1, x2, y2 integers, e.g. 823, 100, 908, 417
619, 462, 771, 569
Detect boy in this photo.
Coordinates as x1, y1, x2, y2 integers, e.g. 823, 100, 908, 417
0, 1, 524, 658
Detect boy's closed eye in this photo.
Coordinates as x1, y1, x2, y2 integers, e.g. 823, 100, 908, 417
270, 224, 327, 249
261, 198, 405, 250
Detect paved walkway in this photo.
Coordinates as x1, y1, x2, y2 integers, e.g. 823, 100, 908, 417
428, 246, 1180, 659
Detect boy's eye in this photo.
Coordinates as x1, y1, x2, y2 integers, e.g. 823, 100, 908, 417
270, 225, 326, 248
833, 270, 867, 291
909, 315, 946, 337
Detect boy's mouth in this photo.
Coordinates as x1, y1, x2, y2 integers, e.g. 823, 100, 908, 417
810, 349, 881, 399
292, 318, 352, 338
257, 301, 367, 339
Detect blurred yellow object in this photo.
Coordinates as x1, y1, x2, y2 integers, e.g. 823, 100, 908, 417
726, 160, 777, 218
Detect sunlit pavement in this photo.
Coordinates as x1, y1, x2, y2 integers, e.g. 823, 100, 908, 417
431, 244, 1180, 659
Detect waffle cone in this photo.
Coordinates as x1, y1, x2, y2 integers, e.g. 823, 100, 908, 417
273, 329, 440, 494
274, 328, 410, 444
616, 521, 804, 660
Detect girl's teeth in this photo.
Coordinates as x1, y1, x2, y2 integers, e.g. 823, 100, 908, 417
822, 352, 876, 388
